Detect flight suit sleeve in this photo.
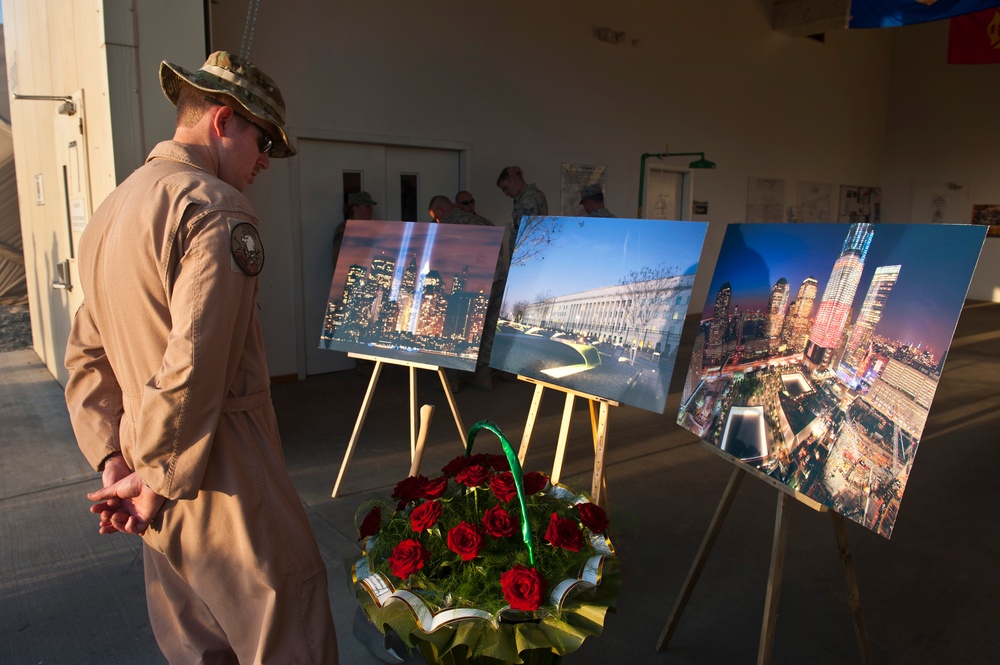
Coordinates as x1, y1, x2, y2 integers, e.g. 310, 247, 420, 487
65, 302, 125, 471
132, 210, 253, 500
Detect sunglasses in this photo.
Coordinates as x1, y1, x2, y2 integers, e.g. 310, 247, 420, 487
204, 96, 274, 155
457, 199, 475, 206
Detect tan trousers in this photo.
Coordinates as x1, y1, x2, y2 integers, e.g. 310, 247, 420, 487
144, 544, 338, 664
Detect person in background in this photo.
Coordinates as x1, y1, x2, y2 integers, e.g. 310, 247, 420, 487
346, 191, 377, 221
334, 191, 378, 267
455, 190, 478, 215
428, 195, 498, 391
580, 183, 615, 217
495, 165, 548, 249
64, 51, 339, 664
428, 194, 493, 226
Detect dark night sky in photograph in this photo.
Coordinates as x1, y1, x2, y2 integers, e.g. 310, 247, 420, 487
327, 221, 505, 301
704, 223, 986, 361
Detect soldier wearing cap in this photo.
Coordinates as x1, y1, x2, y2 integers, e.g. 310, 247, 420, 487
346, 191, 377, 221
64, 51, 339, 663
333, 191, 378, 268
580, 183, 615, 217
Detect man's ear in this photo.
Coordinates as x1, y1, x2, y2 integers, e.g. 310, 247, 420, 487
209, 104, 235, 139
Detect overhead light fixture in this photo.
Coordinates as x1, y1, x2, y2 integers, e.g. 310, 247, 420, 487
636, 148, 718, 218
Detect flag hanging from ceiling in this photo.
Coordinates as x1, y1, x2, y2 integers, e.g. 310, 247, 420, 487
849, 0, 1000, 28
948, 7, 1000, 62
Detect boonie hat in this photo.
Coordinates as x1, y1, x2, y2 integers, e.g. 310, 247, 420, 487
579, 183, 604, 203
348, 192, 378, 206
159, 51, 296, 158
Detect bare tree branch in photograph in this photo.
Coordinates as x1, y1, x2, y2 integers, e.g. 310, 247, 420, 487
511, 216, 583, 267
617, 264, 680, 354
504, 299, 530, 322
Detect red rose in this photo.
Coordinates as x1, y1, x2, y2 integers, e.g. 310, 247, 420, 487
544, 512, 584, 552
482, 504, 517, 538
577, 502, 609, 533
456, 463, 492, 487
421, 476, 449, 499
500, 564, 546, 611
410, 500, 442, 533
446, 521, 484, 561
488, 454, 510, 471
489, 472, 517, 502
358, 506, 382, 539
392, 475, 428, 505
442, 456, 469, 477
387, 539, 430, 580
522, 472, 548, 495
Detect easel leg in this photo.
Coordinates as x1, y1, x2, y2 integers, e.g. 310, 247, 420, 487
436, 368, 467, 450
656, 468, 745, 651
332, 361, 384, 498
518, 383, 545, 465
409, 366, 418, 459
591, 401, 610, 507
550, 393, 575, 485
831, 513, 873, 664
758, 492, 792, 665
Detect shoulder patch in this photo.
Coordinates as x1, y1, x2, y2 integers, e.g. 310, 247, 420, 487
229, 220, 265, 276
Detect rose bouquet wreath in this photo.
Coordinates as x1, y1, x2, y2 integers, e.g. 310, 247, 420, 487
352, 420, 619, 665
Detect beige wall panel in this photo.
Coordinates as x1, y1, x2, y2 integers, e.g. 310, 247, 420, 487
133, 0, 206, 166
2, 0, 203, 382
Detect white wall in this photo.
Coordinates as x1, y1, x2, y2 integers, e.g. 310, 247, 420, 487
11, 1, 994, 381
208, 0, 897, 378
880, 19, 1000, 300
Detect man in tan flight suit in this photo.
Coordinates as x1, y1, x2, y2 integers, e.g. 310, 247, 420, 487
64, 52, 339, 664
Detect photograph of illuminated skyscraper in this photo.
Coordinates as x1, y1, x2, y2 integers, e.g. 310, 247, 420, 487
677, 222, 985, 537
319, 220, 504, 371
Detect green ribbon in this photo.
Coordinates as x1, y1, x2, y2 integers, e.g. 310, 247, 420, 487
465, 420, 535, 567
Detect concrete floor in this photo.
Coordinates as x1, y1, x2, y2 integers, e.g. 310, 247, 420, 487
3, 302, 1000, 664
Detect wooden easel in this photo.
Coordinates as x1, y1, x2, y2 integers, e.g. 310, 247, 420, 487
655, 450, 873, 664
515, 376, 618, 507
331, 353, 467, 497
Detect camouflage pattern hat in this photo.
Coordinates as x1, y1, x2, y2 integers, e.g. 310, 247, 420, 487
159, 51, 296, 158
579, 183, 604, 203
348, 192, 378, 206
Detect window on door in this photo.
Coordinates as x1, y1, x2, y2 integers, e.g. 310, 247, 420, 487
343, 171, 362, 214
400, 173, 418, 221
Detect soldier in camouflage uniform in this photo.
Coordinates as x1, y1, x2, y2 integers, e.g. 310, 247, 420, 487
496, 165, 549, 237
495, 164, 547, 282
455, 190, 478, 214
580, 183, 615, 217
428, 195, 499, 390
428, 194, 494, 226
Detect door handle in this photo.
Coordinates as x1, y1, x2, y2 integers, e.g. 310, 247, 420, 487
52, 259, 72, 291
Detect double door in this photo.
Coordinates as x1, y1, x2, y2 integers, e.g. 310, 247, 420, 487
298, 140, 461, 375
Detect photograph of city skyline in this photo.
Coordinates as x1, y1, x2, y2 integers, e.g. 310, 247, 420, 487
490, 217, 708, 413
319, 220, 505, 371
677, 222, 986, 537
